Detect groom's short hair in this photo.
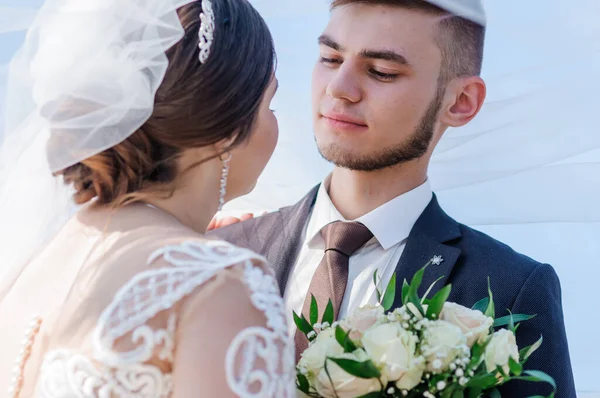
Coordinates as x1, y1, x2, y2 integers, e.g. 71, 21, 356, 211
330, 0, 485, 82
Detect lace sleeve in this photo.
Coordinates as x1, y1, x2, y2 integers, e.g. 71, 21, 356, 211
38, 240, 296, 398
171, 258, 296, 397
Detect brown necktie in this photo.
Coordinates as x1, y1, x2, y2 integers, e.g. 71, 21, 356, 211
294, 221, 373, 361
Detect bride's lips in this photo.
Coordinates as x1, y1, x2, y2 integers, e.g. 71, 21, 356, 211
321, 112, 368, 131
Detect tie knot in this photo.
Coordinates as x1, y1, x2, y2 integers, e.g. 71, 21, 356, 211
321, 221, 373, 257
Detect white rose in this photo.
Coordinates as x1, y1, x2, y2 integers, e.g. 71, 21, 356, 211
441, 302, 494, 347
485, 329, 519, 375
340, 304, 385, 340
362, 323, 424, 390
298, 328, 344, 376
314, 350, 383, 398
422, 320, 468, 373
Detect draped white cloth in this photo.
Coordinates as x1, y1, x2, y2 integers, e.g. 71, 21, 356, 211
1, 0, 599, 396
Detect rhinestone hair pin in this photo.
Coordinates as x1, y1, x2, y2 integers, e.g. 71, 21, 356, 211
198, 0, 215, 64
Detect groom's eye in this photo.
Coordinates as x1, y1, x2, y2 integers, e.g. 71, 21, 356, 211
320, 57, 341, 65
369, 69, 399, 82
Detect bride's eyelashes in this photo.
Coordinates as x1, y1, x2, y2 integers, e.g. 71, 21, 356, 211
319, 56, 399, 82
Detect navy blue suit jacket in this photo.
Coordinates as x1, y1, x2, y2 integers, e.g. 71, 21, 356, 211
210, 186, 576, 397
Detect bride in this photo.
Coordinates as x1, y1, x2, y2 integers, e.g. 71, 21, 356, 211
0, 0, 295, 396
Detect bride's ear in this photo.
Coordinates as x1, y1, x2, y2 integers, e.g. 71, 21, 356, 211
213, 134, 238, 158
440, 76, 486, 128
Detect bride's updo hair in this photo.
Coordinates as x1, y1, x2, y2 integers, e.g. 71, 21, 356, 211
54, 0, 275, 207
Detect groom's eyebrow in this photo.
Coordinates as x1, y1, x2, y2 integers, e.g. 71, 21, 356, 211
318, 34, 410, 67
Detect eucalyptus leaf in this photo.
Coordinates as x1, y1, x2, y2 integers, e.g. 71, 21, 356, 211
327, 357, 381, 379
523, 370, 556, 389
472, 298, 489, 313
494, 314, 536, 328
520, 336, 544, 363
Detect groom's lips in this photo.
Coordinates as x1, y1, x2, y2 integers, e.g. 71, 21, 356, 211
322, 112, 368, 131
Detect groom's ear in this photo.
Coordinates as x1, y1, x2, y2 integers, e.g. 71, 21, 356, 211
440, 76, 486, 128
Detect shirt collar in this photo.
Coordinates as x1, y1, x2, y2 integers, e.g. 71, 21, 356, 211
305, 177, 433, 250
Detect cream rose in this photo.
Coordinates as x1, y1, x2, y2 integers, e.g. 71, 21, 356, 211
314, 350, 383, 398
362, 323, 424, 390
484, 329, 519, 375
422, 320, 468, 373
440, 302, 494, 347
339, 304, 385, 340
297, 328, 344, 377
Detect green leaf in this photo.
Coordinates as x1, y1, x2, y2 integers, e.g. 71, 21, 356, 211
296, 373, 310, 393
422, 275, 445, 302
406, 266, 427, 315
310, 295, 319, 326
465, 374, 499, 389
426, 284, 452, 320
489, 388, 501, 398
373, 270, 382, 303
402, 279, 410, 305
485, 278, 495, 319
522, 370, 556, 389
322, 299, 335, 326
520, 336, 544, 363
494, 313, 536, 328
335, 325, 358, 353
327, 357, 381, 379
357, 393, 383, 398
451, 390, 465, 398
467, 388, 483, 398
509, 357, 523, 376
293, 311, 314, 336
381, 273, 397, 311
472, 298, 489, 313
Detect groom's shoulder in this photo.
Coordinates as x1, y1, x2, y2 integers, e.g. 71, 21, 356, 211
453, 221, 554, 282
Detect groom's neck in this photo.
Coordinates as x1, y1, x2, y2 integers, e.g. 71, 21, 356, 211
328, 163, 428, 220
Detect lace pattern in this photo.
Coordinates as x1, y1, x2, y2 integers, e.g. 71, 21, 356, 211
36, 240, 295, 397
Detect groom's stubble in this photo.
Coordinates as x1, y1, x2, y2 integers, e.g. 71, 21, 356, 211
317, 81, 445, 172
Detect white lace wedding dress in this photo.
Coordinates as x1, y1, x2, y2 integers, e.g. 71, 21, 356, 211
0, 210, 296, 398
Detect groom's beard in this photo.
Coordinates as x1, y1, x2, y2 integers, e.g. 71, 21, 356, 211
317, 86, 444, 172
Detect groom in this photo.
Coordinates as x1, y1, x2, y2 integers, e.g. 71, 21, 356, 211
211, 0, 575, 395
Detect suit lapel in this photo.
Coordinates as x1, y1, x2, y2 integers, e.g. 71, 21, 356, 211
261, 185, 319, 293
391, 195, 462, 309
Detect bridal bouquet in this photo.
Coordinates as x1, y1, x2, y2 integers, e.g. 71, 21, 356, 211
294, 259, 556, 398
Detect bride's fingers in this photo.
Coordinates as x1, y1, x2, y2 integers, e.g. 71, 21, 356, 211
206, 217, 218, 231
217, 216, 242, 227
239, 213, 254, 222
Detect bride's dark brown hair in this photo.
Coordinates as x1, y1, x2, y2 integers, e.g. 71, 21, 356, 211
53, 0, 275, 207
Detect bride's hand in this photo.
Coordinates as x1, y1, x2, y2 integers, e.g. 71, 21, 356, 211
207, 213, 255, 230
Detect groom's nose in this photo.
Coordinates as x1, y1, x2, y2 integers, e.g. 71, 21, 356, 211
325, 63, 362, 104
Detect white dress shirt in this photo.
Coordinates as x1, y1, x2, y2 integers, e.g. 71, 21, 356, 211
283, 178, 433, 334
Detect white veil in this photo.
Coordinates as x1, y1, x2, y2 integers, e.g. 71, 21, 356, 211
0, 0, 198, 298
228, 0, 599, 395
0, 0, 598, 396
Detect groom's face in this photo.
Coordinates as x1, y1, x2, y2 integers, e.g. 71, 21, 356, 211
312, 4, 446, 171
